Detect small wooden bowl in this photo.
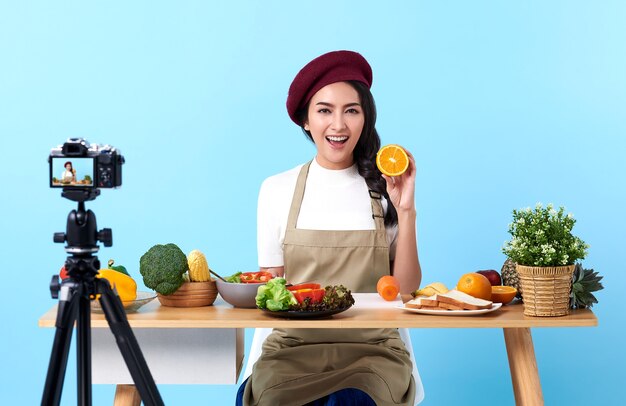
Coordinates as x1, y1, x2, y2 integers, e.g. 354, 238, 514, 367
157, 280, 218, 307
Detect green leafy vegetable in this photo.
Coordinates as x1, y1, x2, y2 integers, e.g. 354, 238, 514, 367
225, 271, 242, 283
255, 277, 297, 311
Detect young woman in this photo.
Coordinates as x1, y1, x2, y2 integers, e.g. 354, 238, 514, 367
238, 50, 422, 406
61, 161, 76, 184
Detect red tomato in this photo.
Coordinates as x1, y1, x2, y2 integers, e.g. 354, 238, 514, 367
240, 271, 274, 283
287, 283, 321, 291
60, 265, 69, 280
292, 288, 325, 304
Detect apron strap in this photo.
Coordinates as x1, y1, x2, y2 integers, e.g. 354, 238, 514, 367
286, 160, 387, 232
368, 190, 386, 232
286, 161, 312, 231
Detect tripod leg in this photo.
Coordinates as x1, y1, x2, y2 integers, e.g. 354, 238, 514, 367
42, 282, 82, 406
77, 293, 92, 406
97, 279, 164, 406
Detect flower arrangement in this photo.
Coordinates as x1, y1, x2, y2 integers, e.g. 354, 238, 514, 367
502, 203, 589, 267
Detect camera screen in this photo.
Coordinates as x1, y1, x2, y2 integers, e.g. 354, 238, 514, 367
50, 157, 95, 188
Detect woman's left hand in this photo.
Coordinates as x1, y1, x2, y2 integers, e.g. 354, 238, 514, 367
382, 148, 416, 213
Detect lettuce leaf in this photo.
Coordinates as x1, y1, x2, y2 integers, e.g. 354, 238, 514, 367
255, 277, 297, 311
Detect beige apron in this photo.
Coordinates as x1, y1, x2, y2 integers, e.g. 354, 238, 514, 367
243, 161, 415, 406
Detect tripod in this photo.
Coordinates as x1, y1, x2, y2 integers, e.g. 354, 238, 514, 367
42, 190, 164, 406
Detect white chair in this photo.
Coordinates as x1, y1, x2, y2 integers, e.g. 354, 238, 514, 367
242, 327, 425, 405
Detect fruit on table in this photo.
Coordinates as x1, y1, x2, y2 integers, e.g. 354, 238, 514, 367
413, 282, 449, 297
187, 249, 211, 282
377, 275, 400, 301
476, 269, 502, 286
501, 258, 523, 299
97, 269, 137, 301
456, 272, 492, 301
376, 144, 409, 177
491, 285, 517, 304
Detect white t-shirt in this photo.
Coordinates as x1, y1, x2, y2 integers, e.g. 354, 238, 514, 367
257, 159, 398, 267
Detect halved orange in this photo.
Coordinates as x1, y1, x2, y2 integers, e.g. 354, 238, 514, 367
491, 286, 517, 304
376, 144, 409, 177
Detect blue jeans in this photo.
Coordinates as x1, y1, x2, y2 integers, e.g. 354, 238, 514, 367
235, 377, 376, 406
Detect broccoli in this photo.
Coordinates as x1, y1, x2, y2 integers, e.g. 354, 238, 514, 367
139, 243, 189, 295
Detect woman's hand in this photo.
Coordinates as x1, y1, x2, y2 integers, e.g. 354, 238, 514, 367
381, 148, 416, 213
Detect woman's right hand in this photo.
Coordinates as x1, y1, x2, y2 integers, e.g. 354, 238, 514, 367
381, 148, 416, 214
260, 266, 285, 278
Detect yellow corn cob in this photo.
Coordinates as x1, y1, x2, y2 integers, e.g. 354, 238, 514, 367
187, 249, 211, 282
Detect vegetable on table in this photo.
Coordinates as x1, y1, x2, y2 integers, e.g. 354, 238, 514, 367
187, 249, 212, 282
59, 265, 69, 280
139, 243, 189, 295
292, 288, 325, 305
225, 272, 242, 283
287, 283, 321, 291
290, 284, 355, 311
97, 269, 137, 301
255, 277, 297, 311
107, 259, 129, 276
377, 275, 400, 301
287, 283, 325, 305
240, 271, 274, 283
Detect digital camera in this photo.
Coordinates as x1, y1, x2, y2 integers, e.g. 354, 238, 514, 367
49, 138, 124, 189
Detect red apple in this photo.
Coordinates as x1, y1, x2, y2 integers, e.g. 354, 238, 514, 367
477, 270, 501, 286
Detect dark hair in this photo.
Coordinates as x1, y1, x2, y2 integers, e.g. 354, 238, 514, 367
295, 80, 398, 227
64, 161, 73, 169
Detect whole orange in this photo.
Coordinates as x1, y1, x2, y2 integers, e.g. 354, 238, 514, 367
456, 273, 492, 300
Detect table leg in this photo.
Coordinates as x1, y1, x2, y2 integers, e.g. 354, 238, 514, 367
113, 384, 141, 406
503, 328, 544, 406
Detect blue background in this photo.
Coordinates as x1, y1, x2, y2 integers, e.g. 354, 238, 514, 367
1, 1, 624, 404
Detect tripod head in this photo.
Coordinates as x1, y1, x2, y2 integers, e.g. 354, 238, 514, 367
51, 190, 112, 297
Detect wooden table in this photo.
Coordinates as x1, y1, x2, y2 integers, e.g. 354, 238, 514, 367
39, 295, 597, 406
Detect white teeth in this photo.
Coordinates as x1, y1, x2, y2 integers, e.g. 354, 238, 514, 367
326, 136, 348, 142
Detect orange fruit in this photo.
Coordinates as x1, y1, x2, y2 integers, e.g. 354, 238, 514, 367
456, 272, 492, 300
377, 275, 400, 301
376, 144, 409, 177
491, 285, 517, 304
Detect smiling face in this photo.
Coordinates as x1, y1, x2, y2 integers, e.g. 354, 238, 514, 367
304, 81, 365, 170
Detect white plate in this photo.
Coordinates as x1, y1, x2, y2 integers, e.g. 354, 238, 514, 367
396, 302, 502, 316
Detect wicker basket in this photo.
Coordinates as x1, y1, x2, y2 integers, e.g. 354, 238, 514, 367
516, 264, 575, 317
157, 280, 217, 307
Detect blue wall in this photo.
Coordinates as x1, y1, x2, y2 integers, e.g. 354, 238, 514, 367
1, 1, 624, 404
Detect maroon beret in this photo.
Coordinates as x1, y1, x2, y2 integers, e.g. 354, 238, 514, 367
286, 50, 373, 125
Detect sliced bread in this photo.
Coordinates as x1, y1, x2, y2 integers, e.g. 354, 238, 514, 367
405, 294, 438, 309
436, 290, 493, 310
